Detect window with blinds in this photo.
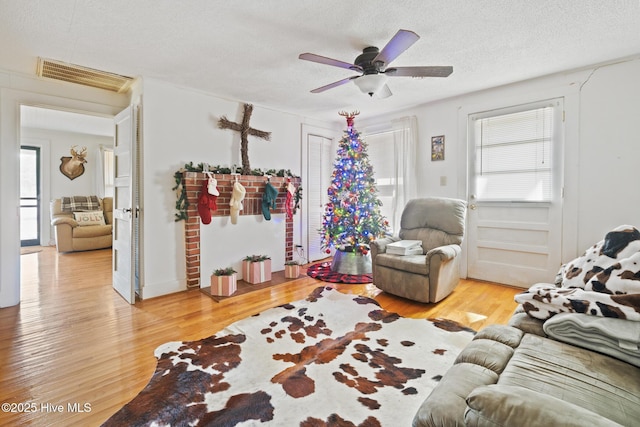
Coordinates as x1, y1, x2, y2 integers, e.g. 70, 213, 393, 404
472, 104, 554, 202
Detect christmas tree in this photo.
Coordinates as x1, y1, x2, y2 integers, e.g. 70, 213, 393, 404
320, 111, 389, 256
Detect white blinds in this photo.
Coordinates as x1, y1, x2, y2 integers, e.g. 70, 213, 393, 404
474, 106, 553, 202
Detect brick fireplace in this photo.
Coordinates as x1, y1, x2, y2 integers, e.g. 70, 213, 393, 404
181, 172, 301, 288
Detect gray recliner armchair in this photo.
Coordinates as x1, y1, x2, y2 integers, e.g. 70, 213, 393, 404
370, 197, 467, 303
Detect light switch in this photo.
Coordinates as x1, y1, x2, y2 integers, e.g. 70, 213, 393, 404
440, 176, 447, 186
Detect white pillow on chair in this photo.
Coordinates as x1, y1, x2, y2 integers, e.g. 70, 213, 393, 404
73, 211, 106, 226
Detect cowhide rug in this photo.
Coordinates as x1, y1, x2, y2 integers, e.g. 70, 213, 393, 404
102, 286, 475, 427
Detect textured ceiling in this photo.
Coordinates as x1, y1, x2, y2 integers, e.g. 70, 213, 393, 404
2, 1, 640, 124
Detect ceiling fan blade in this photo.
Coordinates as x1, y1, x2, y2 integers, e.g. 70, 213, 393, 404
310, 76, 358, 93
373, 29, 420, 65
299, 53, 362, 71
385, 66, 453, 78
377, 84, 392, 98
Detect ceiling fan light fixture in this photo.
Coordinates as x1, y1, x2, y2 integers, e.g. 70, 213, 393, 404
354, 74, 387, 97
300, 29, 452, 97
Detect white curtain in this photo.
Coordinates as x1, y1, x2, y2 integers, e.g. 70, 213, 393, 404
103, 148, 114, 198
390, 116, 418, 232
94, 145, 114, 199
95, 145, 105, 198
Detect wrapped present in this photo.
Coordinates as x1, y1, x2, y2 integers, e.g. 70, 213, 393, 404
243, 259, 271, 284
386, 240, 423, 255
284, 264, 300, 279
210, 273, 237, 296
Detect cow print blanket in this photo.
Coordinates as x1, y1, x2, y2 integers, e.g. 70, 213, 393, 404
102, 286, 475, 426
515, 225, 640, 321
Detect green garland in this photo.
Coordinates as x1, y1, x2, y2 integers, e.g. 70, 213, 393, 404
243, 254, 271, 262
172, 163, 301, 222
172, 170, 189, 221
293, 185, 303, 215
212, 267, 237, 276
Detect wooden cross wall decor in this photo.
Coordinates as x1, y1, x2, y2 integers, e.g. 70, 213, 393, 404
217, 103, 271, 175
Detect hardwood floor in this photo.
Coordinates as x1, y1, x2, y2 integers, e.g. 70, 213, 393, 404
0, 247, 522, 426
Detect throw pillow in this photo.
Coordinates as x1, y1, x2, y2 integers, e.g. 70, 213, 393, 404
73, 210, 106, 226
61, 195, 101, 212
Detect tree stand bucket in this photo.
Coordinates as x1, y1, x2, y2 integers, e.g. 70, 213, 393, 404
331, 249, 372, 275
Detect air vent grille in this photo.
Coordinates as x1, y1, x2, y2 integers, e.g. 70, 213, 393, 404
36, 58, 133, 93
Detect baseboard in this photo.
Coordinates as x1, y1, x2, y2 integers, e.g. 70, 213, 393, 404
140, 278, 187, 300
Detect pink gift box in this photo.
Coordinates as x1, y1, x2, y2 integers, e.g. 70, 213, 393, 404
210, 274, 237, 296
243, 259, 271, 284
284, 264, 300, 279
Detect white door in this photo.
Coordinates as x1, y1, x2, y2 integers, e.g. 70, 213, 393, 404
306, 134, 334, 261
112, 105, 138, 303
466, 99, 564, 287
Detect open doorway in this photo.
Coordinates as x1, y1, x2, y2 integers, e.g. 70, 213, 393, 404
19, 105, 115, 272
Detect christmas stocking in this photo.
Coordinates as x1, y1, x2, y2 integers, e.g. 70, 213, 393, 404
207, 175, 219, 196
229, 181, 246, 224
198, 181, 212, 224
207, 174, 219, 212
286, 181, 295, 220
262, 181, 278, 220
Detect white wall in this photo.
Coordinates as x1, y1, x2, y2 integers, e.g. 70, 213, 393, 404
20, 128, 113, 198
360, 56, 640, 264
200, 214, 286, 284
577, 59, 640, 249
0, 70, 128, 308
139, 78, 334, 298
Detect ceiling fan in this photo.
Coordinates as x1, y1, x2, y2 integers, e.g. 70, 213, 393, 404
299, 29, 453, 98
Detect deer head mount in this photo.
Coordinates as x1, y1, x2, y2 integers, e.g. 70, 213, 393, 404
59, 145, 88, 180
338, 110, 360, 129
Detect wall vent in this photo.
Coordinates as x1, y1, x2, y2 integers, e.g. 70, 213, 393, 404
36, 58, 133, 93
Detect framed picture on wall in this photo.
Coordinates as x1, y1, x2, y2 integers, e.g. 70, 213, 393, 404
431, 135, 445, 161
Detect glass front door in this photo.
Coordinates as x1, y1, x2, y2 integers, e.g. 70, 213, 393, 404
20, 146, 40, 247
